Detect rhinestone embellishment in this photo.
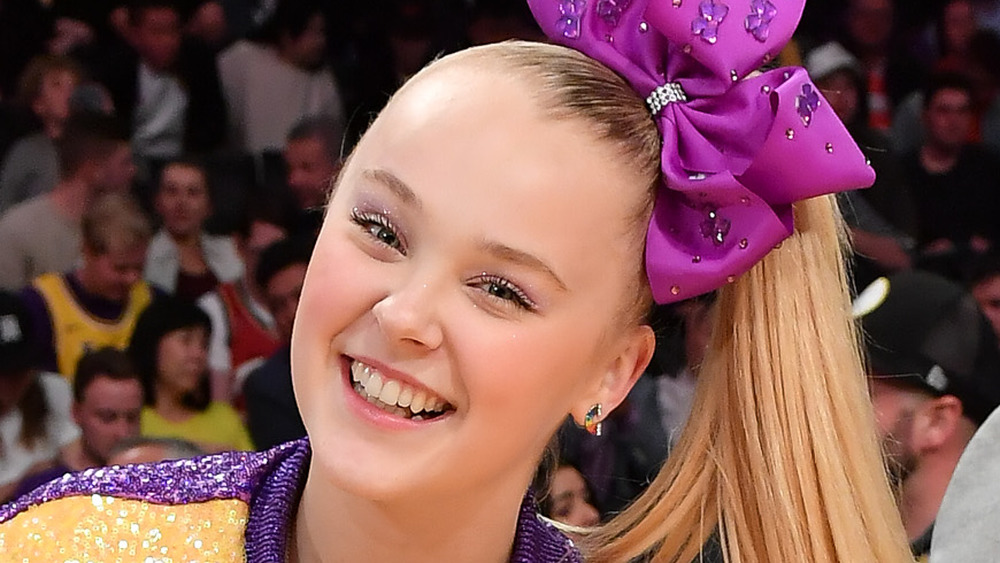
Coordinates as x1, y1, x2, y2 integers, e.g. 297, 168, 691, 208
692, 0, 729, 44
597, 0, 631, 27
646, 82, 689, 115
744, 0, 777, 42
700, 210, 731, 246
796, 83, 821, 126
556, 0, 587, 39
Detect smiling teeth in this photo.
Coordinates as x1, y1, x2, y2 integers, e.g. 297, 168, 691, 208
350, 360, 449, 418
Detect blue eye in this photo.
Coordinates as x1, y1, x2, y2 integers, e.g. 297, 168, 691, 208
473, 275, 536, 311
351, 208, 405, 254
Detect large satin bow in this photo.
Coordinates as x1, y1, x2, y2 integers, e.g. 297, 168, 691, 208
528, 0, 874, 303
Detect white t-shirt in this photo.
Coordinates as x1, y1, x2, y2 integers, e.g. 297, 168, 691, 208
0, 372, 80, 486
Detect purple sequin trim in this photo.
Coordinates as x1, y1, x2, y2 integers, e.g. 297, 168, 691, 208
692, 0, 729, 44
0, 438, 579, 562
511, 492, 581, 562
744, 0, 777, 42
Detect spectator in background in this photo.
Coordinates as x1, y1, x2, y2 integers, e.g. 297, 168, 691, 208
281, 115, 343, 237
0, 55, 81, 212
13, 347, 142, 498
217, 0, 344, 154
854, 271, 1000, 559
198, 211, 285, 402
98, 0, 226, 174
968, 254, 1000, 346
129, 297, 252, 452
805, 41, 917, 286
902, 73, 1000, 279
21, 193, 154, 378
0, 111, 135, 291
144, 158, 242, 301
841, 0, 924, 131
242, 237, 312, 450
0, 291, 79, 504
535, 460, 601, 529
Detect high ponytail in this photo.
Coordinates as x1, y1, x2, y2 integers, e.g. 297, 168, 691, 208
586, 195, 912, 562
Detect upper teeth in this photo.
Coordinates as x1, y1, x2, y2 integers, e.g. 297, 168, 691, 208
351, 361, 446, 414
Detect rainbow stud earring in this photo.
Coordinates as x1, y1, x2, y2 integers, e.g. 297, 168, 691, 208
584, 403, 603, 436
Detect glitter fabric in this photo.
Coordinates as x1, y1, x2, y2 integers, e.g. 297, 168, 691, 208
0, 438, 580, 561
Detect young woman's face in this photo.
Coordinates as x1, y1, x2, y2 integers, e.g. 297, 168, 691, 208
292, 61, 651, 501
156, 326, 209, 399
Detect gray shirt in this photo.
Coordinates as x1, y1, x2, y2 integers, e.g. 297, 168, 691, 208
0, 195, 80, 291
0, 133, 59, 215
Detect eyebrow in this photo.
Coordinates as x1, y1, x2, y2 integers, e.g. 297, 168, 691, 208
363, 168, 421, 209
362, 167, 566, 292
479, 240, 568, 293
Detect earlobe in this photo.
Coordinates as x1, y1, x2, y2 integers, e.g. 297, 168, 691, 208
572, 324, 656, 426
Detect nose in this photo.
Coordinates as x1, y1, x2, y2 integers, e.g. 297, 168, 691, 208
112, 417, 135, 440
576, 502, 601, 527
372, 277, 444, 351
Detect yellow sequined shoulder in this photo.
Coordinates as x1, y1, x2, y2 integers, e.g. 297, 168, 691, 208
0, 494, 249, 561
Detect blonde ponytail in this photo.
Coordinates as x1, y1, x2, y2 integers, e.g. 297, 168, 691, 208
586, 196, 912, 562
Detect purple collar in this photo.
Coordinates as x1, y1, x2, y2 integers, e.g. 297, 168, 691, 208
1, 438, 579, 562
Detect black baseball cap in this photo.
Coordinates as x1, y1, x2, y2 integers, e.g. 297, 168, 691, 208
853, 271, 1000, 425
0, 291, 35, 375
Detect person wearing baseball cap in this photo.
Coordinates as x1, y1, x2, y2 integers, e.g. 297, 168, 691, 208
854, 270, 1000, 560
0, 291, 80, 502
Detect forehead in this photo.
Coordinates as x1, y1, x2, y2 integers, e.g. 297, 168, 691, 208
82, 375, 142, 402
343, 61, 643, 275
929, 88, 971, 107
161, 164, 206, 186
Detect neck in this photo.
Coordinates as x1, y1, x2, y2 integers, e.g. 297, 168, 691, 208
920, 144, 961, 173
291, 463, 528, 563
49, 179, 93, 220
154, 386, 194, 422
898, 452, 962, 541
171, 231, 201, 249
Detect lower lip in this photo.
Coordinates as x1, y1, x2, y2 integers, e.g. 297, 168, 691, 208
338, 355, 449, 431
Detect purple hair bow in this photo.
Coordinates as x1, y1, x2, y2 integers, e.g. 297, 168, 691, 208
528, 0, 874, 304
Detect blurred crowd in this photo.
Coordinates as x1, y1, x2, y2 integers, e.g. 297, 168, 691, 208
2, 0, 1000, 558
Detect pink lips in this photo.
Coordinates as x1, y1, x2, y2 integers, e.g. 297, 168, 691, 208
339, 355, 454, 430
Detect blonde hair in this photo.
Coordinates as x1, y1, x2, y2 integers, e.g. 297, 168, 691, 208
82, 192, 152, 254
587, 196, 912, 562
391, 41, 911, 562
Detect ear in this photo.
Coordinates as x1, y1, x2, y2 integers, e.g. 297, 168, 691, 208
913, 394, 964, 451
570, 324, 656, 426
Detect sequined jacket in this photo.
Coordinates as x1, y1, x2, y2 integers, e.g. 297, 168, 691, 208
0, 438, 580, 562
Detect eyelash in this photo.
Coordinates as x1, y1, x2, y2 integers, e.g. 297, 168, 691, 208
472, 274, 537, 312
351, 208, 406, 255
350, 208, 536, 312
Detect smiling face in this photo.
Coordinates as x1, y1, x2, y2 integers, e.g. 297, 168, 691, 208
291, 51, 655, 503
